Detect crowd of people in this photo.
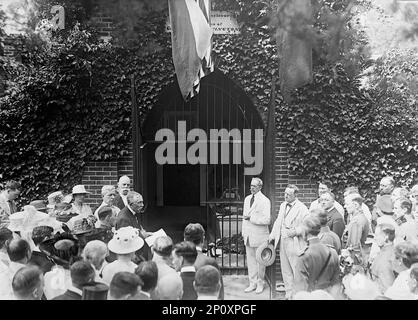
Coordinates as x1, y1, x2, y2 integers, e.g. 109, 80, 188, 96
0, 176, 223, 300
262, 177, 418, 300
1, 174, 418, 300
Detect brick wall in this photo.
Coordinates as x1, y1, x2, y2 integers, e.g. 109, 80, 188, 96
89, 0, 115, 40
81, 150, 134, 207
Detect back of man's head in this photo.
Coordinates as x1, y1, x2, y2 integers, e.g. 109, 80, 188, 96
153, 236, 173, 258
173, 241, 197, 265
135, 261, 158, 292
303, 215, 322, 237
70, 260, 95, 288
311, 208, 328, 227
0, 228, 13, 250
157, 274, 183, 300
12, 265, 43, 300
109, 272, 142, 300
194, 265, 221, 296
184, 223, 205, 246
6, 239, 30, 263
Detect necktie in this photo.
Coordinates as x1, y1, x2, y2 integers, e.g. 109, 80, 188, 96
7, 200, 16, 214
285, 202, 292, 215
250, 195, 255, 207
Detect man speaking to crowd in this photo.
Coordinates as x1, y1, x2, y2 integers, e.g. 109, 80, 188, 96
242, 177, 271, 294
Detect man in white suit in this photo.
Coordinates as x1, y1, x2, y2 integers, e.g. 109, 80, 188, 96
269, 184, 309, 299
242, 177, 271, 294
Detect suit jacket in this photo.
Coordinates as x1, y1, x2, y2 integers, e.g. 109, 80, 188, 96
326, 207, 345, 239
52, 289, 82, 300
194, 251, 224, 300
318, 226, 341, 254
180, 271, 197, 300
115, 207, 151, 260
0, 192, 16, 228
114, 194, 126, 211
270, 199, 309, 251
293, 238, 340, 293
28, 251, 55, 274
370, 244, 396, 293
242, 191, 271, 248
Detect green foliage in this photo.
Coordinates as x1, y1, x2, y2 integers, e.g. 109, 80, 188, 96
0, 2, 278, 203
277, 64, 418, 204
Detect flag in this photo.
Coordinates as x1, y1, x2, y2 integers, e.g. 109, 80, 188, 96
279, 0, 312, 102
168, 0, 214, 101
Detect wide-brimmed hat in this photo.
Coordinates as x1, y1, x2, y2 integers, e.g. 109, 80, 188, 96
47, 191, 64, 209
29, 200, 47, 212
108, 226, 144, 254
72, 185, 91, 195
72, 217, 95, 235
255, 242, 276, 266
342, 273, 380, 300
8, 205, 50, 232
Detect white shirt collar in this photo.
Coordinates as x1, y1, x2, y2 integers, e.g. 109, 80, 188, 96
181, 266, 196, 273
140, 290, 151, 298
127, 204, 136, 216
196, 246, 203, 252
68, 286, 83, 296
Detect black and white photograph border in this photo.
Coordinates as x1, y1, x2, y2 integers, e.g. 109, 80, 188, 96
0, 0, 418, 306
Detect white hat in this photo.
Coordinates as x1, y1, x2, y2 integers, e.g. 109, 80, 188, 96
72, 185, 91, 195
47, 191, 64, 209
108, 226, 144, 254
8, 205, 50, 232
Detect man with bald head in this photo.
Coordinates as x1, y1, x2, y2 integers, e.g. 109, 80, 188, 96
372, 177, 396, 228
157, 273, 183, 300
114, 175, 131, 210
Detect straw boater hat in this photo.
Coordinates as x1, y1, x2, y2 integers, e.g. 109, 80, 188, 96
255, 242, 276, 267
72, 185, 91, 195
108, 226, 144, 255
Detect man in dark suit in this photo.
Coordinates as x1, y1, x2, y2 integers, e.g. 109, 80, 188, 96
115, 191, 153, 261
293, 215, 340, 295
53, 261, 96, 300
172, 241, 198, 300
114, 175, 131, 210
184, 223, 224, 300
28, 226, 55, 274
319, 191, 345, 239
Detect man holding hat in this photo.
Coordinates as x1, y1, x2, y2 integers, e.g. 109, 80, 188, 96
269, 184, 309, 299
242, 177, 271, 294
293, 215, 340, 295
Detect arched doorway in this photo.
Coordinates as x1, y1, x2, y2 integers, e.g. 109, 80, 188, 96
139, 69, 264, 271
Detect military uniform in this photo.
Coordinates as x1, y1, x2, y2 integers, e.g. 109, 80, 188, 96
370, 244, 395, 294
293, 237, 340, 294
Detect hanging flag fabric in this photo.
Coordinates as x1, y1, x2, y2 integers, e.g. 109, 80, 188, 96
168, 0, 214, 101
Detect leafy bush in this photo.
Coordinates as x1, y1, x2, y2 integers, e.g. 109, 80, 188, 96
277, 64, 418, 205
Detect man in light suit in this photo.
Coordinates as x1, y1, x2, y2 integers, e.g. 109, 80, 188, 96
242, 177, 271, 294
269, 184, 309, 299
